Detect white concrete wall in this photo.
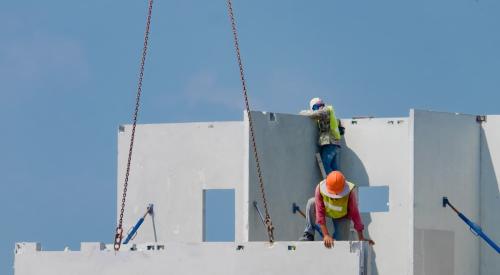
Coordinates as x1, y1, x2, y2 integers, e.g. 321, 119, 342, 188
117, 122, 246, 243
246, 111, 322, 241
412, 110, 481, 275
14, 241, 370, 275
479, 115, 500, 275
245, 112, 412, 275
340, 117, 411, 275
16, 110, 497, 275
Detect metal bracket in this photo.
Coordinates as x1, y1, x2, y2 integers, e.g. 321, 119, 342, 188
269, 112, 276, 122
476, 115, 486, 123
253, 201, 266, 227
292, 202, 299, 214
442, 197, 449, 208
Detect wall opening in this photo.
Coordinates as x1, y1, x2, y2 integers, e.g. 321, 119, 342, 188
358, 186, 389, 213
203, 189, 235, 242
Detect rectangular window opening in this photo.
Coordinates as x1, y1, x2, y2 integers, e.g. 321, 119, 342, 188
358, 186, 389, 213
203, 189, 235, 242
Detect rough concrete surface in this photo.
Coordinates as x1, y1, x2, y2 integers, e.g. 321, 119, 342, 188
14, 242, 370, 275
15, 110, 500, 275
341, 117, 411, 275
479, 115, 500, 275
412, 110, 480, 275
117, 122, 245, 243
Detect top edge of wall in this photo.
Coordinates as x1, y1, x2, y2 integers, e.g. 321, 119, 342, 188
118, 121, 243, 131
119, 109, 497, 130
14, 241, 367, 253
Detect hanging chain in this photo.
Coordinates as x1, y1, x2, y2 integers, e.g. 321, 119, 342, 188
226, 0, 275, 243
114, 0, 154, 251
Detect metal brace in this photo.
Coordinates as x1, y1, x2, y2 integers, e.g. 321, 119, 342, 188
476, 115, 487, 123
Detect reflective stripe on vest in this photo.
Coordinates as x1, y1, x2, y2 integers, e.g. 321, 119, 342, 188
320, 181, 355, 219
327, 105, 341, 140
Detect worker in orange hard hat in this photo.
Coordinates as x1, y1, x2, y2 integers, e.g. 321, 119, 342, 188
299, 171, 375, 248
300, 97, 345, 174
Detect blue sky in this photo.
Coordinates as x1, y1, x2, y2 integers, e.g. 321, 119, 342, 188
0, 0, 499, 274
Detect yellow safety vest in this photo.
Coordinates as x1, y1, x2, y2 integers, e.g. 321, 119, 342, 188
317, 105, 341, 141
319, 181, 355, 219
327, 105, 341, 140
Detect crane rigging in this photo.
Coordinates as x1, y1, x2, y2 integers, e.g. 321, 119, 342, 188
226, 0, 275, 243
113, 0, 275, 250
114, 0, 154, 252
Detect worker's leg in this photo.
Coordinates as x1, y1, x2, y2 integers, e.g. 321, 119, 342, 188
299, 197, 316, 241
320, 144, 341, 174
331, 217, 351, 240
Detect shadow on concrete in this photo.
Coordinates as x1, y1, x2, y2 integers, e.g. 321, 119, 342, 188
479, 126, 500, 274
340, 143, 379, 275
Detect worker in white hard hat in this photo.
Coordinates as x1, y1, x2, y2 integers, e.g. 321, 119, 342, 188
300, 97, 344, 174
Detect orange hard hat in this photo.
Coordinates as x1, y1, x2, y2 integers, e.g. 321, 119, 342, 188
326, 171, 346, 195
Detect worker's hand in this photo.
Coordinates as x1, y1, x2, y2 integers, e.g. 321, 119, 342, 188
323, 235, 334, 249
360, 237, 375, 246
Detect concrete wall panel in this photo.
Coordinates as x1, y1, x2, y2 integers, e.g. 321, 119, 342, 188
14, 242, 369, 275
117, 122, 245, 243
414, 229, 454, 275
246, 112, 322, 242
412, 110, 480, 275
15, 109, 500, 275
340, 117, 411, 275
246, 113, 411, 275
479, 116, 500, 275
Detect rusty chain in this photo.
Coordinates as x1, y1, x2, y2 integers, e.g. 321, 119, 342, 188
226, 0, 275, 243
114, 0, 154, 251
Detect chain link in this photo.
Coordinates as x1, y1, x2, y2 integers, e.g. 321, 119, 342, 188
226, 0, 275, 243
114, 0, 154, 251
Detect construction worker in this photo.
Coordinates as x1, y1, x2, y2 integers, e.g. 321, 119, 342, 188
300, 97, 344, 174
299, 171, 375, 248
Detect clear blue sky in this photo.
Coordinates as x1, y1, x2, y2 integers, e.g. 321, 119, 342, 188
0, 0, 498, 274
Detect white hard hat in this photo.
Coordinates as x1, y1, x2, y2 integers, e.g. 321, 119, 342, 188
309, 97, 324, 110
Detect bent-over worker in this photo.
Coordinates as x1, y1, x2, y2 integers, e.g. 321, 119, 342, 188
299, 171, 375, 248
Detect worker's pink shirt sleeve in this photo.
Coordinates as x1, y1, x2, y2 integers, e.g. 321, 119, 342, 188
315, 186, 327, 225
347, 191, 365, 232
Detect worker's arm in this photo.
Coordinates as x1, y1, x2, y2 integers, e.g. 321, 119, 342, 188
315, 186, 334, 248
356, 231, 374, 245
320, 224, 334, 248
348, 191, 375, 246
299, 108, 329, 119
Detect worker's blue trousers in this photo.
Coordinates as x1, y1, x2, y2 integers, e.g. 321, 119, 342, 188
303, 197, 351, 240
320, 144, 341, 174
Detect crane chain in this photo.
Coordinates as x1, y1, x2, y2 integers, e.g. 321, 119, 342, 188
226, 0, 275, 243
114, 0, 154, 251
